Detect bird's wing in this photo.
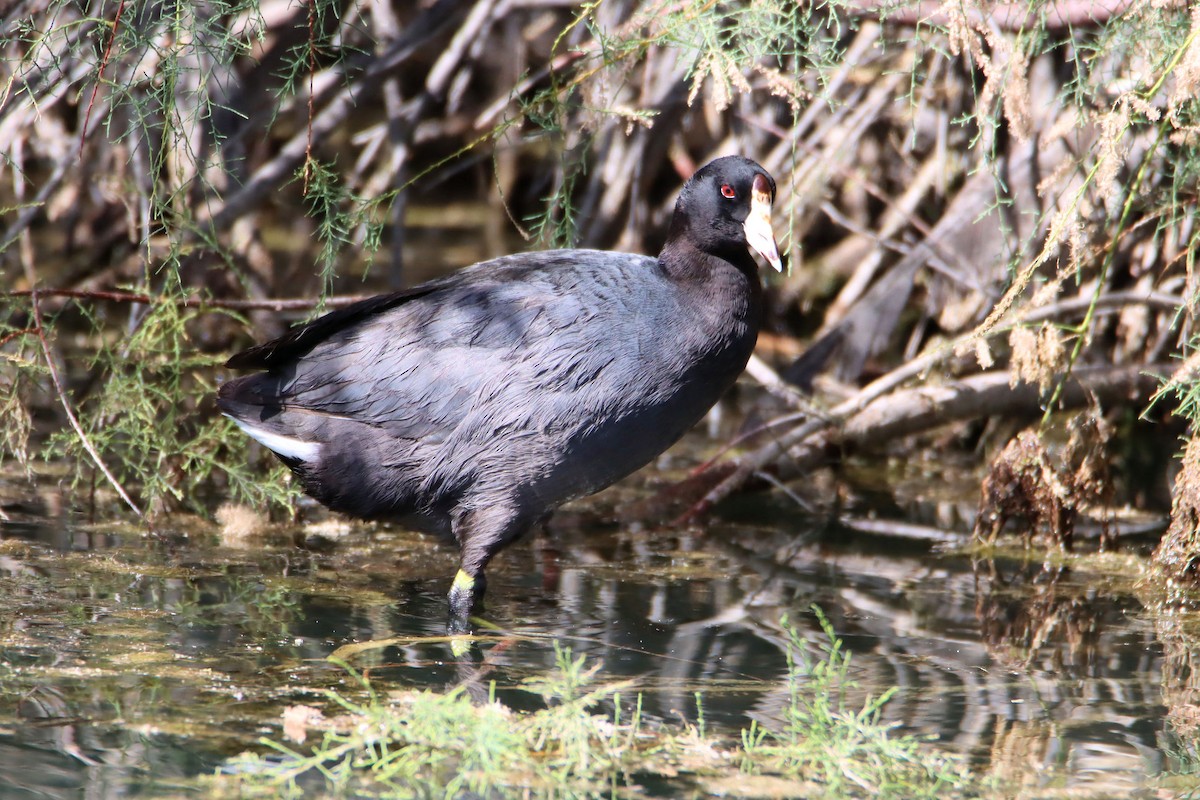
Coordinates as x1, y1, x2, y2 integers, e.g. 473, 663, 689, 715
233, 251, 660, 445
224, 286, 440, 370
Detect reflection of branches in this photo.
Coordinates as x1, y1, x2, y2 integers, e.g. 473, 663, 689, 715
1155, 612, 1200, 740
972, 558, 1104, 672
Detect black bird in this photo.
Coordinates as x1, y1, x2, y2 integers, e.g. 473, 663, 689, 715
218, 155, 782, 626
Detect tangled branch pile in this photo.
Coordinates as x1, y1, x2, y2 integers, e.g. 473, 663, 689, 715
2, 0, 1199, 575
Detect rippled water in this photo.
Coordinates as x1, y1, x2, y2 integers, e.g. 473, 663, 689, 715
0, 462, 1190, 798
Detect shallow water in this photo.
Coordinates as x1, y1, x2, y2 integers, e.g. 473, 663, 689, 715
0, 463, 1192, 798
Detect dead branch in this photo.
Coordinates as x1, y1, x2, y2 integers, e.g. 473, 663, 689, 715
78, 0, 125, 158
684, 362, 1170, 521
1021, 290, 1185, 324
1, 289, 371, 312
840, 364, 1162, 446
851, 0, 1152, 32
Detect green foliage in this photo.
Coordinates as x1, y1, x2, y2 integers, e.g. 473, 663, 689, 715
32, 291, 298, 514
741, 608, 968, 797
218, 650, 639, 798
212, 615, 971, 799
260, 685, 526, 797
0, 327, 38, 471
0, 0, 317, 515
522, 641, 638, 779
301, 157, 388, 304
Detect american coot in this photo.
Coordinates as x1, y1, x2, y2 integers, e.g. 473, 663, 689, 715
218, 155, 781, 627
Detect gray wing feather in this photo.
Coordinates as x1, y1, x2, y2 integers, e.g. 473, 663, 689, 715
273, 251, 663, 449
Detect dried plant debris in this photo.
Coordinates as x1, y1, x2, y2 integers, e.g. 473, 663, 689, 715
975, 415, 1113, 549
1156, 433, 1200, 582
1008, 323, 1068, 393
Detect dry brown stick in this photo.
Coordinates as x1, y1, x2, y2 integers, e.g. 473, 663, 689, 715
685, 362, 1169, 521
850, 0, 1150, 31
9, 283, 1177, 322
1, 288, 372, 312
28, 291, 145, 520
7, 284, 1178, 333
471, 0, 704, 137
1021, 289, 1184, 323
776, 67, 908, 244
78, 0, 125, 159
0, 326, 38, 349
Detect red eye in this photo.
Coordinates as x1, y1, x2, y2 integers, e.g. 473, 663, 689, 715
720, 184, 736, 199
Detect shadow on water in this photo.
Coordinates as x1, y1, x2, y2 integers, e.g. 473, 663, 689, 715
0, 463, 1192, 798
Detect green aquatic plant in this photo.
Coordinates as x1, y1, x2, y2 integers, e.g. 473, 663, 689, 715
212, 613, 972, 799
739, 608, 968, 798
38, 293, 297, 515
217, 651, 636, 798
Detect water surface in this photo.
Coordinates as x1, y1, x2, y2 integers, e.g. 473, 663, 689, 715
0, 464, 1188, 798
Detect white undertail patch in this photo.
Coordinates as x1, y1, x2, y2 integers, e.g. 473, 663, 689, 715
226, 415, 321, 462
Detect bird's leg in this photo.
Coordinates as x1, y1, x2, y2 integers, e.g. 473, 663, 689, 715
447, 567, 486, 634
447, 501, 527, 634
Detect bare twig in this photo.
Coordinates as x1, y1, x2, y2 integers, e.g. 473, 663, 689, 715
851, 0, 1153, 32
78, 0, 125, 159
1, 288, 371, 312
743, 354, 827, 411
29, 291, 145, 520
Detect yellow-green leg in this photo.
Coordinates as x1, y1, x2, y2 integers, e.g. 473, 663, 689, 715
447, 568, 486, 633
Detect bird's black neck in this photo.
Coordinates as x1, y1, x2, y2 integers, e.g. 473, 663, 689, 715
658, 234, 760, 286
